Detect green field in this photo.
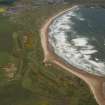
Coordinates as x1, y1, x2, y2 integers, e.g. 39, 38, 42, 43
0, 16, 16, 51
0, 1, 99, 105
0, 15, 18, 64
0, 14, 18, 85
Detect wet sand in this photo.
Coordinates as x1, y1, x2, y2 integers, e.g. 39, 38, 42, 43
40, 6, 105, 105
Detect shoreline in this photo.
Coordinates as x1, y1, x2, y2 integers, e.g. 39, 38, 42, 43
40, 5, 105, 105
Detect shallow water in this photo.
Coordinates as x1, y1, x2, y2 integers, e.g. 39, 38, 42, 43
48, 5, 105, 77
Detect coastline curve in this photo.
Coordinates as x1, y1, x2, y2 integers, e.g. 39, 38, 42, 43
40, 5, 105, 105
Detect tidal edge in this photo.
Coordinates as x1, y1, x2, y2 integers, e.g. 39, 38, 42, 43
40, 5, 105, 105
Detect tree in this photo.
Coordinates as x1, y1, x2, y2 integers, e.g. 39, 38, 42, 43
0, 0, 16, 4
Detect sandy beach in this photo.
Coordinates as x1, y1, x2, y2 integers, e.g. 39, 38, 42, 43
40, 6, 105, 105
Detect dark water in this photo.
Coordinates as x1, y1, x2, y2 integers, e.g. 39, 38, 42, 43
48, 5, 105, 76
68, 6, 105, 61
0, 0, 16, 4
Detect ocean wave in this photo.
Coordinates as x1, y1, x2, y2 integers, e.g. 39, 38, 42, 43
48, 6, 105, 76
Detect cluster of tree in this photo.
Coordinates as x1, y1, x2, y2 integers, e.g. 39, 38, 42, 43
64, 0, 105, 3
0, 0, 16, 4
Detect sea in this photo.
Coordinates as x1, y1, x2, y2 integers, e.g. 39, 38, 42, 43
48, 5, 105, 77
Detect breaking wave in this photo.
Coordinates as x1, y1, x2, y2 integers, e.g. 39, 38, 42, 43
48, 5, 105, 76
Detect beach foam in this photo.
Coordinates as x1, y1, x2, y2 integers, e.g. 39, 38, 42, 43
48, 6, 105, 76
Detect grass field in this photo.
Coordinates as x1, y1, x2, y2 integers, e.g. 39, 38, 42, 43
0, 15, 18, 65
0, 14, 18, 85
0, 2, 98, 105
0, 16, 16, 51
